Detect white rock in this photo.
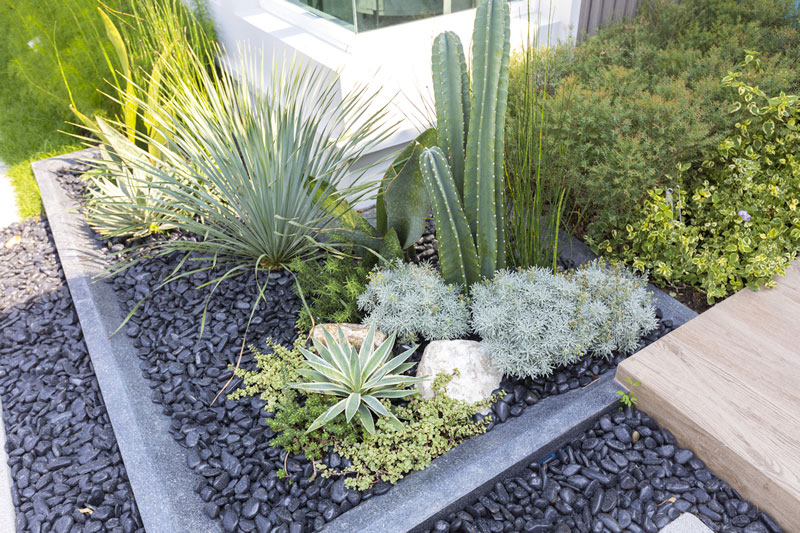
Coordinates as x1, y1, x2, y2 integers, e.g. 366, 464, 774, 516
309, 323, 387, 352
415, 340, 502, 411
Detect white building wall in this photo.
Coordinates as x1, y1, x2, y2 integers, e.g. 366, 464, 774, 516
204, 0, 582, 199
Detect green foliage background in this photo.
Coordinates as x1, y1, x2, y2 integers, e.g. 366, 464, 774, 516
509, 0, 800, 237
0, 0, 130, 165
507, 0, 800, 300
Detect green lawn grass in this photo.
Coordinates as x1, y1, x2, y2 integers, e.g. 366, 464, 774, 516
5, 145, 81, 219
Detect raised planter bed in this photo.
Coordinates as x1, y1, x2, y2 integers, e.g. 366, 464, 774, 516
35, 149, 697, 533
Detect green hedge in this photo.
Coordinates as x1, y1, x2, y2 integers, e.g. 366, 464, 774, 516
507, 0, 800, 302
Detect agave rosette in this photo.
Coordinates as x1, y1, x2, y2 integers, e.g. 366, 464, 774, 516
291, 325, 423, 434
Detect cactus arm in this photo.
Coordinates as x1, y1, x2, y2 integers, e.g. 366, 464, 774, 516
465, 0, 508, 278
432, 32, 469, 196
420, 147, 480, 287
494, 1, 511, 270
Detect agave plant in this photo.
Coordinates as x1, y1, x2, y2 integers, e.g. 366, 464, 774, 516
291, 325, 424, 434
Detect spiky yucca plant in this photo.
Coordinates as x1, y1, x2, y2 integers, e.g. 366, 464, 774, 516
291, 325, 424, 434
84, 117, 177, 237
90, 46, 395, 335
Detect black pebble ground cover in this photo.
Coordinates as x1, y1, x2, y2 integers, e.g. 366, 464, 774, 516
425, 409, 783, 533
0, 218, 144, 533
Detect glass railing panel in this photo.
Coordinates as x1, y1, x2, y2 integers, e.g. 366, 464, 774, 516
286, 0, 477, 32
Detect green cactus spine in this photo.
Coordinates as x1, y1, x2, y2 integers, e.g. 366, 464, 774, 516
429, 0, 510, 286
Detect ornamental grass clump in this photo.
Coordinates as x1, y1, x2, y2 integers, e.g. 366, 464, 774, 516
290, 325, 424, 434
357, 261, 470, 343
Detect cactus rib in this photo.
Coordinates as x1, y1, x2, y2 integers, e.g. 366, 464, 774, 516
432, 32, 469, 196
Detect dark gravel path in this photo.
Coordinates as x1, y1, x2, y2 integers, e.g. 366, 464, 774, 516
425, 408, 783, 533
0, 218, 143, 533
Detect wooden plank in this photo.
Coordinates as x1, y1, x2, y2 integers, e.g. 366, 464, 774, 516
600, 0, 616, 26
576, 0, 593, 42
616, 263, 800, 531
587, 0, 604, 37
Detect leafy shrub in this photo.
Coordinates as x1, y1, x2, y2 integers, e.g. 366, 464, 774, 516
290, 325, 423, 434
595, 59, 800, 302
545, 68, 712, 237
507, 0, 800, 245
566, 261, 658, 358
267, 394, 360, 463
227, 338, 305, 412
290, 253, 371, 332
358, 261, 470, 343
470, 263, 656, 378
330, 373, 494, 490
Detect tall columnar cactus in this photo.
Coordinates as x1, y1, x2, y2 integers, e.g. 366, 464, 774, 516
424, 0, 510, 287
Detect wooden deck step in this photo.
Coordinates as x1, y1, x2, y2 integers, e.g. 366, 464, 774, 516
616, 263, 800, 531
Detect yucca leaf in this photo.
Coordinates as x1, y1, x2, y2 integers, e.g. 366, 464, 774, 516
394, 362, 417, 374
295, 368, 328, 382
358, 324, 376, 370
306, 398, 348, 434
320, 328, 355, 388
370, 375, 426, 388
306, 339, 331, 364
350, 347, 362, 392
360, 332, 396, 379
365, 351, 418, 387
301, 360, 348, 384
368, 333, 396, 366
291, 382, 350, 396
296, 366, 348, 386
371, 389, 420, 399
